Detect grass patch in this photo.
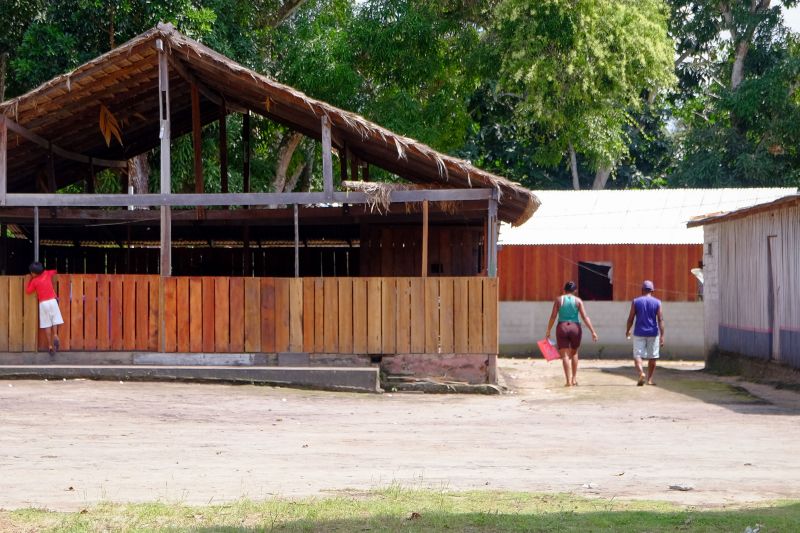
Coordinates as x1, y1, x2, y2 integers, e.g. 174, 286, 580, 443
3, 489, 799, 532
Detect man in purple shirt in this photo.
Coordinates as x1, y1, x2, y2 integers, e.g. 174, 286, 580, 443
626, 280, 665, 386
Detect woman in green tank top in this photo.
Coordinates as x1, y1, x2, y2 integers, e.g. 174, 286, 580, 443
545, 281, 598, 387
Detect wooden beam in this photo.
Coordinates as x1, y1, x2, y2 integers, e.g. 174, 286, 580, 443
191, 82, 205, 220
157, 38, 172, 277
242, 112, 251, 193
243, 225, 251, 276
294, 204, 299, 277
3, 188, 493, 207
219, 101, 228, 193
3, 118, 127, 169
0, 223, 6, 274
487, 191, 498, 277
321, 115, 333, 200
47, 146, 57, 192
421, 199, 429, 277
0, 116, 6, 205
340, 143, 348, 183
349, 154, 359, 183
34, 206, 40, 262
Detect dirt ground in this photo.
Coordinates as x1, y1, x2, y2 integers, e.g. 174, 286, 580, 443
1, 358, 800, 511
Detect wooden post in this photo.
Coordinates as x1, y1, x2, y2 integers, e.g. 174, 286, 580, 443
350, 155, 359, 183
487, 191, 498, 277
321, 115, 333, 200
340, 143, 348, 183
421, 199, 429, 277
47, 144, 57, 192
242, 112, 251, 193
191, 82, 205, 219
87, 158, 96, 194
0, 115, 6, 206
33, 206, 40, 262
243, 225, 251, 276
0, 223, 6, 275
157, 38, 172, 352
219, 101, 228, 194
294, 204, 299, 278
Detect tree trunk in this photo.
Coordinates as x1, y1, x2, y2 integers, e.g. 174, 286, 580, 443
272, 131, 304, 193
295, 142, 315, 192
263, 0, 309, 27
284, 141, 307, 193
127, 153, 150, 209
731, 40, 749, 90
568, 142, 580, 190
0, 52, 7, 102
592, 166, 612, 190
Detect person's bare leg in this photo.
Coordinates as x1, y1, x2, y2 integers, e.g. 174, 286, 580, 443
53, 325, 60, 351
570, 350, 579, 385
634, 357, 645, 385
647, 359, 657, 385
560, 349, 572, 386
44, 327, 54, 353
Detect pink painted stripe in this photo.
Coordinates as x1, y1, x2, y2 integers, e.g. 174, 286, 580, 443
780, 325, 800, 333
720, 323, 772, 334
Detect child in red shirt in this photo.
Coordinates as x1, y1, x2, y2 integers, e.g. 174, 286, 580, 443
25, 262, 63, 356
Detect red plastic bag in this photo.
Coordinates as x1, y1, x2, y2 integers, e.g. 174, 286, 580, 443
537, 338, 561, 361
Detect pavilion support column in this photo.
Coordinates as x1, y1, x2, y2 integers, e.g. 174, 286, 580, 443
321, 115, 333, 201
219, 101, 228, 194
0, 115, 7, 206
350, 155, 359, 184
340, 143, 348, 183
242, 112, 251, 194
33, 206, 39, 262
157, 38, 172, 277
0, 223, 6, 275
486, 191, 498, 277
294, 204, 299, 278
243, 225, 251, 277
157, 37, 172, 352
421, 199, 429, 277
191, 82, 205, 220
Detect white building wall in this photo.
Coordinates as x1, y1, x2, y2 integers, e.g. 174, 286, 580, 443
500, 301, 705, 358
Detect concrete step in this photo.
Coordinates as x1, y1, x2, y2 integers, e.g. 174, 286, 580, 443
0, 365, 381, 393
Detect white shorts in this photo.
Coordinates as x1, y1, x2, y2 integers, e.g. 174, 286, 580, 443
633, 335, 660, 359
39, 298, 64, 329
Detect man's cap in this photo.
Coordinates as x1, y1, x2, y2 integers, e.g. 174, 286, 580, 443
642, 280, 655, 291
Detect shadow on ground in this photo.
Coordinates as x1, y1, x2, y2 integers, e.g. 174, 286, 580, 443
599, 365, 799, 415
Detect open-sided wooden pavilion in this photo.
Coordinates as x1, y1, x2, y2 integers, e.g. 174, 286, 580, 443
0, 24, 539, 385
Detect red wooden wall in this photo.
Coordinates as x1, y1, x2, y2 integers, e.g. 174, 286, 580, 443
498, 244, 703, 302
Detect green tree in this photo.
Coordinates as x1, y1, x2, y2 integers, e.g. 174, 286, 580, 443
492, 0, 675, 189
668, 0, 800, 187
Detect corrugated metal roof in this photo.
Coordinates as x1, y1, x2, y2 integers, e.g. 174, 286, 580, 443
499, 188, 797, 245
687, 194, 800, 227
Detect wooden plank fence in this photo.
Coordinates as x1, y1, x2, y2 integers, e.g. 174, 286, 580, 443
0, 275, 498, 355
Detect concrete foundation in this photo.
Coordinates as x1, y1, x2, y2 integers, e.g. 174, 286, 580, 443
0, 364, 381, 393
500, 301, 705, 359
380, 353, 495, 384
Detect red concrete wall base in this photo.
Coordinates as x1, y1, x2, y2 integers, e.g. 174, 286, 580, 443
381, 353, 496, 385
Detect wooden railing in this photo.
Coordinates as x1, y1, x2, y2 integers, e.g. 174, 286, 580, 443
0, 275, 498, 355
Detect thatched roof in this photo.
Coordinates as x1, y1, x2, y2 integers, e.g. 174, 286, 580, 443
0, 23, 539, 225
